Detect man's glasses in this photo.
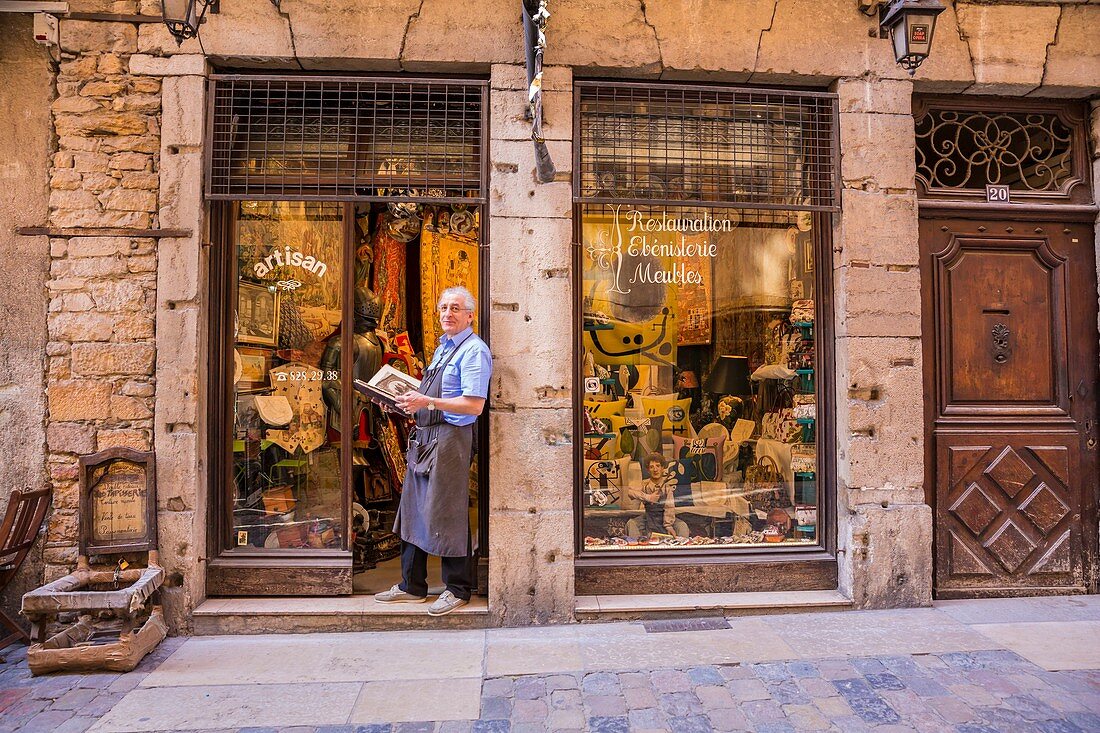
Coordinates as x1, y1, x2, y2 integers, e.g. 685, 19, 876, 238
438, 305, 471, 314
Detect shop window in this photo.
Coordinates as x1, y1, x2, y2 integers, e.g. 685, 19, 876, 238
224, 200, 482, 576
575, 82, 837, 555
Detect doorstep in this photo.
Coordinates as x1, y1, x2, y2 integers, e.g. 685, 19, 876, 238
575, 589, 852, 622
192, 595, 490, 635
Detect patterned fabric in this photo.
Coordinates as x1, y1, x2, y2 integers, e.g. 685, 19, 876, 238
371, 227, 406, 335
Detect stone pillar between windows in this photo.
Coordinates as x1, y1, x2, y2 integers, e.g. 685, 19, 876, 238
832, 76, 932, 609
487, 64, 575, 625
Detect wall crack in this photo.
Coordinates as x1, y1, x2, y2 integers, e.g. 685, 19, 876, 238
399, 0, 428, 71
276, 5, 305, 71
638, 1, 665, 74
1036, 6, 1063, 92
753, 0, 781, 74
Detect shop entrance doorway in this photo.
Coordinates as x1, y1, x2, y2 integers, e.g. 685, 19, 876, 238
919, 215, 1098, 598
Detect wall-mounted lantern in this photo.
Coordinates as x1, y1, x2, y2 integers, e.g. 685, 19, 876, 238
161, 0, 217, 45
860, 0, 945, 74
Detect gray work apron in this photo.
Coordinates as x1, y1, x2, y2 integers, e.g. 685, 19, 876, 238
392, 335, 475, 557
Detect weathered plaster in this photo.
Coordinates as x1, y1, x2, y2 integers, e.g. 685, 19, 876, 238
0, 15, 51, 635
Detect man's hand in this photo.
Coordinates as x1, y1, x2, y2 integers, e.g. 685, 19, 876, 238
394, 390, 429, 415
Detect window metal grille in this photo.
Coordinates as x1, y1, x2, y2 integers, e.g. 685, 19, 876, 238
915, 106, 1077, 196
207, 75, 486, 202
575, 82, 839, 212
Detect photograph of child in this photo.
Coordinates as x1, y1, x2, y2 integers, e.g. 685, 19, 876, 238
626, 453, 690, 538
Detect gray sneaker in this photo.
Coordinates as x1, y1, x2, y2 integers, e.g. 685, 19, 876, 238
374, 584, 427, 603
428, 590, 468, 616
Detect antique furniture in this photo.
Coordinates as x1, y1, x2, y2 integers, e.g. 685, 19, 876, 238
0, 487, 52, 655
21, 449, 166, 674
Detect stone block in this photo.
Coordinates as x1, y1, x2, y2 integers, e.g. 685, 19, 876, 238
101, 188, 157, 212
155, 429, 198, 512
97, 53, 126, 75
71, 342, 156, 376
840, 112, 916, 192
489, 409, 573, 513
402, 0, 523, 68
129, 54, 208, 77
834, 337, 924, 490
48, 510, 79, 543
547, 0, 660, 73
756, 0, 871, 81
89, 280, 146, 311
137, 0, 293, 59
835, 264, 921, 338
111, 395, 153, 421
48, 312, 115, 342
488, 279, 571, 409
837, 189, 919, 267
155, 308, 200, 425
59, 20, 137, 54
54, 111, 148, 138
158, 149, 204, 232
72, 152, 110, 173
99, 135, 160, 154
80, 80, 124, 97
844, 499, 932, 609
96, 428, 151, 451
48, 380, 112, 421
490, 87, 573, 143
66, 237, 130, 257
488, 139, 572, 218
59, 55, 98, 79
122, 173, 160, 190
487, 216, 572, 273
62, 255, 129, 278
114, 314, 156, 340
156, 509, 197, 633
118, 94, 161, 113
82, 173, 120, 194
108, 152, 151, 171
1039, 5, 1100, 98
161, 75, 205, 148
49, 189, 98, 210
836, 77, 912, 116
52, 96, 101, 114
955, 3, 1060, 95
50, 169, 83, 190
646, 0, 772, 76
46, 422, 97, 455
488, 509, 574, 626
51, 209, 151, 229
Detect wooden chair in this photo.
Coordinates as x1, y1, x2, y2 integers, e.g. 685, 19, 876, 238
0, 487, 52, 652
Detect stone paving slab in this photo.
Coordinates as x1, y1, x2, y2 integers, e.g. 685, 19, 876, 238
970, 620, 1100, 671
936, 595, 1100, 625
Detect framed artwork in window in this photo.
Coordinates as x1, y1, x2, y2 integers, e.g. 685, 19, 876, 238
238, 282, 280, 346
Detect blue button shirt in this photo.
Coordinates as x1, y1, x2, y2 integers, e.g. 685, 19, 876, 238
428, 327, 492, 426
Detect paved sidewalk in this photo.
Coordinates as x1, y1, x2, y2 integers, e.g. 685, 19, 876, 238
0, 596, 1098, 732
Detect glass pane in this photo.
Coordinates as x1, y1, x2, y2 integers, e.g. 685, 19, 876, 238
230, 201, 345, 550
580, 204, 820, 551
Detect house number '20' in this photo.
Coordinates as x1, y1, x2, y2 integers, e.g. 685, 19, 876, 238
986, 185, 1010, 203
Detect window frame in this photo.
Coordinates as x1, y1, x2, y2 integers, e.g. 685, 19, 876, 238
571, 80, 839, 591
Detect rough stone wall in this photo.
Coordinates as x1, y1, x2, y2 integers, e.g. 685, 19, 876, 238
0, 16, 52, 634
487, 64, 575, 625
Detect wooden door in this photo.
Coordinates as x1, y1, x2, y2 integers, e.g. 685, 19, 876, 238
921, 217, 1098, 598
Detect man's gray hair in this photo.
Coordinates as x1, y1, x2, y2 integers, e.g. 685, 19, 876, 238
439, 285, 476, 312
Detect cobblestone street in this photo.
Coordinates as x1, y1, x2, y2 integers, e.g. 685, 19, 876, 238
1, 597, 1098, 732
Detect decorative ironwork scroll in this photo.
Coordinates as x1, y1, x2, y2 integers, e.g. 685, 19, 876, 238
915, 109, 1074, 194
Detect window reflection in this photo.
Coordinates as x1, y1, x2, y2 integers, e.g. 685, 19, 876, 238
580, 205, 820, 551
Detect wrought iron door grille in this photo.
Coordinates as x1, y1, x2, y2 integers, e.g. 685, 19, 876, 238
576, 82, 839, 211
915, 108, 1074, 194
207, 76, 486, 202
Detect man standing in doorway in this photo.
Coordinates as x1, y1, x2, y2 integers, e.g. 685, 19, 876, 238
374, 286, 492, 616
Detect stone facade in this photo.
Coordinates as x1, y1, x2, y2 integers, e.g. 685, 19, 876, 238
1, 0, 1097, 632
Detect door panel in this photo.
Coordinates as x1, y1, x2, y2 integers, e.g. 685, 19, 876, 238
921, 217, 1098, 598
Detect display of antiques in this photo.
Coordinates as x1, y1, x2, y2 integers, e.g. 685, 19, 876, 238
230, 200, 480, 586
21, 449, 167, 674
581, 207, 819, 550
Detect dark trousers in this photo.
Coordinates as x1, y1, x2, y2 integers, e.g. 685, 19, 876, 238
399, 539, 474, 601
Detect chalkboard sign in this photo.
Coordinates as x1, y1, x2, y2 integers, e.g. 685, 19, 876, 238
79, 448, 157, 555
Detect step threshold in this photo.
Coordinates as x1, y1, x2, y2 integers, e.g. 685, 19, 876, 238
193, 595, 489, 634
576, 590, 851, 619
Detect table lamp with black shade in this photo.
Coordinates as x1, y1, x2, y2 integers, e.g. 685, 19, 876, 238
704, 355, 753, 430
